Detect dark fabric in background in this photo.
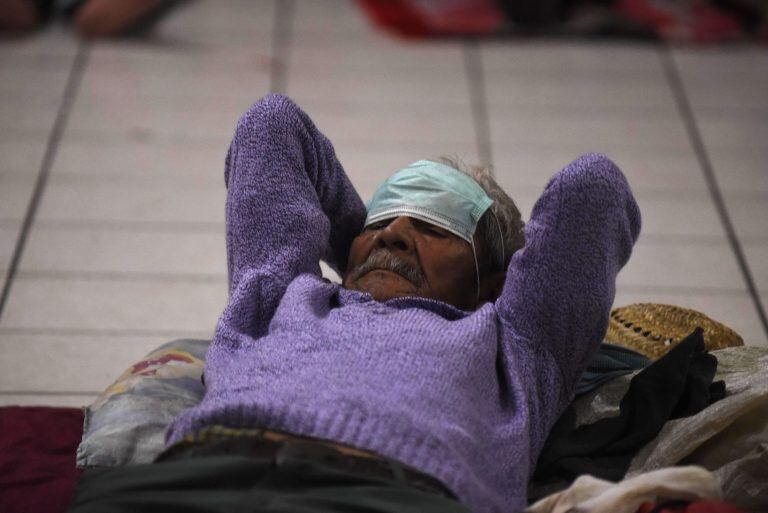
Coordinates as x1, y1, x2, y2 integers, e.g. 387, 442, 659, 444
637, 499, 746, 513
0, 406, 84, 513
533, 328, 726, 492
68, 451, 472, 513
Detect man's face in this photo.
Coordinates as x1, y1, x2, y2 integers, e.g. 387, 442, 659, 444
343, 216, 484, 311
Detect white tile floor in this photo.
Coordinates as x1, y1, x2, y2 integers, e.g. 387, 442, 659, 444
1, 0, 766, 407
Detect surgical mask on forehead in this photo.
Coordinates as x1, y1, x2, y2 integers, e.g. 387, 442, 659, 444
365, 160, 496, 304
366, 160, 493, 242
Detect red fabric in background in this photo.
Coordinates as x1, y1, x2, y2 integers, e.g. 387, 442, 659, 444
0, 406, 84, 513
356, 0, 766, 42
618, 0, 743, 43
637, 500, 746, 513
355, 0, 503, 37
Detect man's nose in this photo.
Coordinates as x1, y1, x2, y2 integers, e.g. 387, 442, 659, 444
376, 216, 415, 252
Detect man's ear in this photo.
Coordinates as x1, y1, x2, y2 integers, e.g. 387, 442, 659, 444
480, 270, 506, 303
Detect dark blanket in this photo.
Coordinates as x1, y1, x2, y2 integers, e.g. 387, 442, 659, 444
533, 328, 726, 490
0, 406, 84, 513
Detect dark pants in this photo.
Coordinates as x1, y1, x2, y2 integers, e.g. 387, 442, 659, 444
68, 444, 471, 513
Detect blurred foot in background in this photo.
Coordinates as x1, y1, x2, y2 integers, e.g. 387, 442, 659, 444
0, 0, 179, 38
72, 0, 175, 38
0, 0, 45, 33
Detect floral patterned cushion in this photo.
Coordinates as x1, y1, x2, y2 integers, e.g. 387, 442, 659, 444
76, 339, 209, 467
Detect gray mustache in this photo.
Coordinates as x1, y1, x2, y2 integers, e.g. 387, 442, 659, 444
347, 250, 426, 288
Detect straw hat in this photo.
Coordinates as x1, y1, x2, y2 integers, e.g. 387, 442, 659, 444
605, 303, 744, 360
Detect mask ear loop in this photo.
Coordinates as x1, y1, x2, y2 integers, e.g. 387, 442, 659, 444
471, 210, 504, 308
470, 239, 480, 306
490, 210, 505, 270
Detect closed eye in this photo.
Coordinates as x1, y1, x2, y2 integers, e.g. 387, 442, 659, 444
413, 219, 449, 238
365, 220, 391, 231
425, 226, 449, 238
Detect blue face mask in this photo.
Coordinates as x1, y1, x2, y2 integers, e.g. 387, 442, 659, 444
365, 160, 497, 305
365, 160, 494, 243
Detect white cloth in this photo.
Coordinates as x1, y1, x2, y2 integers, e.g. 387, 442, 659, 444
525, 466, 721, 513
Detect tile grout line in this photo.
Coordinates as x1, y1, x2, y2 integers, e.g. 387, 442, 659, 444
659, 45, 768, 341
269, 0, 295, 94
0, 42, 91, 323
0, 327, 213, 337
0, 391, 99, 397
462, 40, 494, 167
14, 269, 227, 283
24, 219, 224, 232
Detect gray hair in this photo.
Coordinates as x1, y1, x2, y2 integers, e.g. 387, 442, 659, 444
431, 156, 525, 272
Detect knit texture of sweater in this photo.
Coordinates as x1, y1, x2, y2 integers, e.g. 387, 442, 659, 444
166, 94, 641, 513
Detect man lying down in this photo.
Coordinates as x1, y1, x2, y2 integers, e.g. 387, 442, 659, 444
68, 94, 641, 513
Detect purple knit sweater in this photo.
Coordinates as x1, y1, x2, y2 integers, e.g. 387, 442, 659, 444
166, 94, 641, 512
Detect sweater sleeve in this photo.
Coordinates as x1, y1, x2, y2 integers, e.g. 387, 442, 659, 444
496, 153, 641, 406
220, 94, 366, 339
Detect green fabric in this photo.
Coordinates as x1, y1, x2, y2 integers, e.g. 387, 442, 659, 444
68, 453, 471, 513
